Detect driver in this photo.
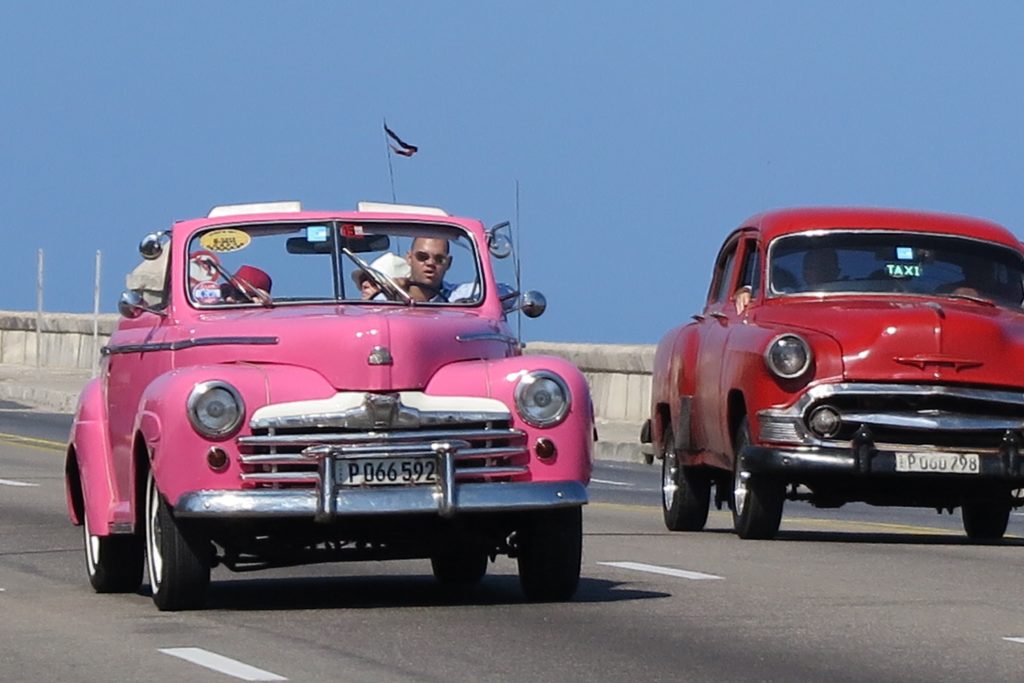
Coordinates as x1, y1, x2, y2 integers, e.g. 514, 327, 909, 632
405, 237, 455, 302
802, 248, 840, 288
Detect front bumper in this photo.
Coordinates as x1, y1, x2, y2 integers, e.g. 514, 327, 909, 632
174, 480, 588, 520
742, 443, 1024, 481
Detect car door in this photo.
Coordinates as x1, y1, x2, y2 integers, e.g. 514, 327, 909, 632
693, 232, 757, 460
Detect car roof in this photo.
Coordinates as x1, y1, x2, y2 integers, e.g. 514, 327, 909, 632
742, 207, 1020, 249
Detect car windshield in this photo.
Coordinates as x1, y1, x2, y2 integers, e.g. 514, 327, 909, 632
768, 231, 1024, 307
185, 221, 483, 308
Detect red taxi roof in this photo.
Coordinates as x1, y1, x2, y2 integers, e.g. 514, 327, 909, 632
744, 207, 1020, 249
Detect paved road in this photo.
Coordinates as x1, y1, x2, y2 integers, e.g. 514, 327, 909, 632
4, 404, 1024, 682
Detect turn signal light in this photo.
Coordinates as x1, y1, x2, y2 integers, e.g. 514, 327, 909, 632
206, 447, 230, 472
535, 437, 557, 460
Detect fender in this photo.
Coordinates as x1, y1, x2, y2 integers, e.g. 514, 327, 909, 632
651, 323, 700, 456
140, 363, 337, 506
428, 354, 594, 484
66, 377, 122, 534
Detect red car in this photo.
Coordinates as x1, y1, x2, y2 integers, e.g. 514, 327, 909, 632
643, 207, 1024, 539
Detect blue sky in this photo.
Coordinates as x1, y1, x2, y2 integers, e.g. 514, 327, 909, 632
2, 2, 1023, 343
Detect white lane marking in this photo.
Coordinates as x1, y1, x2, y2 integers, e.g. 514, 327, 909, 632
0, 479, 39, 487
159, 648, 287, 681
591, 478, 633, 487
1003, 637, 1024, 644
600, 561, 724, 581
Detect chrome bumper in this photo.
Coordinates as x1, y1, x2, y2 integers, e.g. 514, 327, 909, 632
174, 480, 588, 519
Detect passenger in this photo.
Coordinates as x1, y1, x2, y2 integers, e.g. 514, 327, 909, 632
221, 265, 272, 303
351, 253, 411, 300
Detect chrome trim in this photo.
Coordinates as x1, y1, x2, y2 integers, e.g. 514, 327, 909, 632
758, 382, 1024, 447
103, 336, 278, 355
174, 481, 588, 518
514, 370, 571, 428
187, 381, 245, 439
456, 332, 519, 344
239, 428, 525, 448
249, 397, 510, 432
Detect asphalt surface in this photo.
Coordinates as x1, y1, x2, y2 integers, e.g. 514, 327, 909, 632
4, 401, 1024, 682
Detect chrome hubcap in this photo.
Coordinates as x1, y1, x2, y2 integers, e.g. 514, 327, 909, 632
146, 475, 163, 593
84, 513, 100, 575
734, 470, 750, 516
662, 451, 678, 510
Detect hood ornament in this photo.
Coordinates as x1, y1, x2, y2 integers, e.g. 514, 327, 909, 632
368, 345, 393, 366
894, 354, 982, 372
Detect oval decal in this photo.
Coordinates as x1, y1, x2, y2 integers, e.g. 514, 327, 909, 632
199, 229, 252, 253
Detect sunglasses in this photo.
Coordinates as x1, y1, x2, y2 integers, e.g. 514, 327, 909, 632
413, 250, 451, 266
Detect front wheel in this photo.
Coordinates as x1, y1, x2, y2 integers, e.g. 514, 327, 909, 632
962, 496, 1011, 540
83, 508, 144, 593
145, 470, 211, 611
517, 507, 583, 602
731, 418, 784, 540
661, 427, 711, 531
431, 544, 489, 586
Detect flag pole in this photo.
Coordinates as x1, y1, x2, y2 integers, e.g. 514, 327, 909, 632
383, 118, 397, 202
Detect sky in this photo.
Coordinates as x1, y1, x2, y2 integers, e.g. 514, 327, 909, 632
2, 2, 1024, 344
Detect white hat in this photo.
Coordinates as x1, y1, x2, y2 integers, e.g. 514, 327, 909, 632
351, 252, 411, 285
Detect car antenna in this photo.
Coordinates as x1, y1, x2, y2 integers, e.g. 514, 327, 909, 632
515, 179, 523, 346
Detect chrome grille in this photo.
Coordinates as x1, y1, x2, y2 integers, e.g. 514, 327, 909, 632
236, 394, 528, 488
759, 383, 1024, 450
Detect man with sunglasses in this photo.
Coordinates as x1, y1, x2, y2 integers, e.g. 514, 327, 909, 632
405, 237, 455, 302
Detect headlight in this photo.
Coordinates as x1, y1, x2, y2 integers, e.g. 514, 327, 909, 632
514, 371, 571, 428
764, 334, 812, 379
187, 381, 245, 439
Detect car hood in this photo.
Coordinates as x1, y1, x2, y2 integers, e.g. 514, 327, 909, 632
755, 297, 1024, 385
189, 305, 517, 392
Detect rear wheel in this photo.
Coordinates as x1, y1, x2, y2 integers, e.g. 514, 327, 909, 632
517, 507, 582, 602
731, 417, 784, 540
661, 427, 711, 531
145, 471, 211, 611
962, 496, 1011, 540
83, 508, 144, 593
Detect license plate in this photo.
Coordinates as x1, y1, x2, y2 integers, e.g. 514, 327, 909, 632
894, 452, 980, 475
336, 457, 439, 486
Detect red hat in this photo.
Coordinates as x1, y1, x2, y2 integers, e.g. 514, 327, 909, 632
235, 265, 272, 293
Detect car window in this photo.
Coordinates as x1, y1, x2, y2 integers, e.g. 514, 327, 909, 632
185, 221, 483, 307
738, 238, 761, 296
709, 241, 739, 304
768, 231, 1024, 307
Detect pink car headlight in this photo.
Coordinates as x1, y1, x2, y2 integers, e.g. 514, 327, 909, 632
514, 371, 571, 428
187, 381, 245, 439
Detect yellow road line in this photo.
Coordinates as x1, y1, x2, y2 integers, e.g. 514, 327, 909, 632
0, 432, 65, 452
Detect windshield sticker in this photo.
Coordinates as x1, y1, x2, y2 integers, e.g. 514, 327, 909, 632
896, 246, 914, 261
189, 250, 220, 284
341, 223, 365, 237
307, 225, 329, 242
192, 281, 222, 304
199, 229, 252, 253
886, 263, 922, 278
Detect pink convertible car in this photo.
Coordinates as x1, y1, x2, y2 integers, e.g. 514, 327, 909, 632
65, 201, 592, 610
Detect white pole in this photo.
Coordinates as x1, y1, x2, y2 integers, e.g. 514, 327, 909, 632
36, 249, 43, 368
92, 250, 101, 376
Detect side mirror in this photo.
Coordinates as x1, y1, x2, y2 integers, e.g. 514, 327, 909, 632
118, 290, 166, 319
139, 232, 169, 260
487, 221, 513, 259
520, 290, 546, 318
